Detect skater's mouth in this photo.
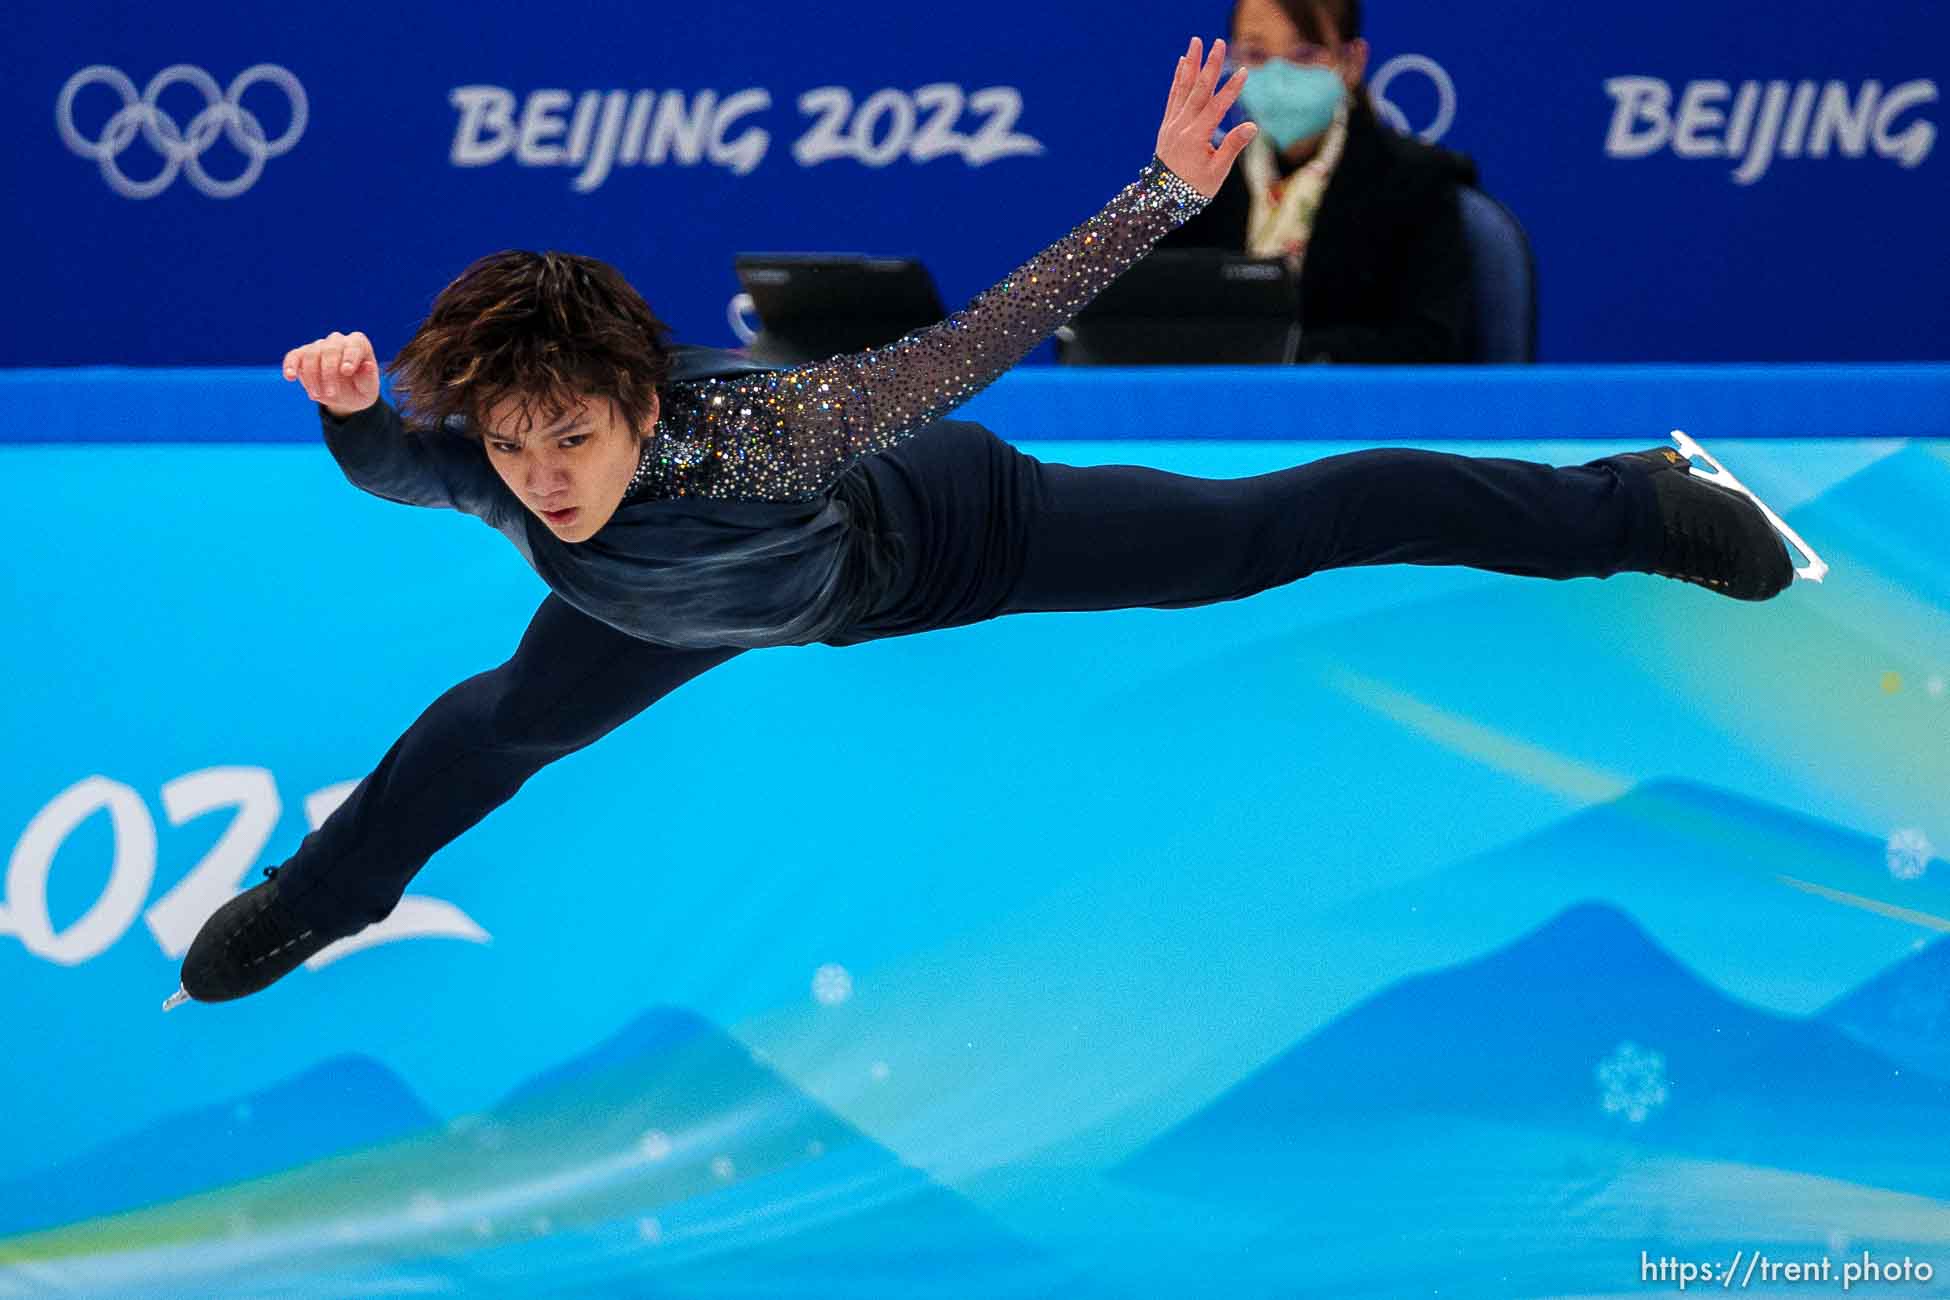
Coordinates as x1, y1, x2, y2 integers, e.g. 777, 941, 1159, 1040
540, 505, 580, 526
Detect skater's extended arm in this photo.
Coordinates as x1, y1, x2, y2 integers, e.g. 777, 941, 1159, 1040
287, 330, 506, 516
648, 38, 1259, 503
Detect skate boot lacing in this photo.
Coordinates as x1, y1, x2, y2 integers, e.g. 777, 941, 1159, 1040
229, 866, 317, 971
1652, 511, 1733, 592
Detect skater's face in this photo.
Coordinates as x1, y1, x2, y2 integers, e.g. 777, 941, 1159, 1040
480, 390, 658, 542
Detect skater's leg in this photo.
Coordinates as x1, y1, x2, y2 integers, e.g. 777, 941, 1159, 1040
997, 447, 1661, 615
275, 594, 740, 935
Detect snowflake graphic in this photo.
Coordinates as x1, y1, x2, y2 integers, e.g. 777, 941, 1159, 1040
1927, 674, 1945, 700
710, 1155, 737, 1181
812, 963, 853, 1006
1887, 828, 1935, 881
637, 1129, 673, 1162
1595, 1040, 1669, 1123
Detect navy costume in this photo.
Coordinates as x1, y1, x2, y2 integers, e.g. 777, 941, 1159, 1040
279, 157, 1664, 940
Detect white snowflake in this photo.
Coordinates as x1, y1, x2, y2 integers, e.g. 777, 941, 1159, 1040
1927, 674, 1946, 699
636, 1129, 673, 1163
1596, 1040, 1670, 1123
812, 963, 853, 1006
710, 1155, 736, 1181
870, 1060, 891, 1083
1887, 828, 1935, 880
637, 1216, 663, 1244
472, 1218, 493, 1239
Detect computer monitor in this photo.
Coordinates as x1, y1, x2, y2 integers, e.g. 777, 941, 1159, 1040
733, 254, 948, 365
1055, 249, 1302, 365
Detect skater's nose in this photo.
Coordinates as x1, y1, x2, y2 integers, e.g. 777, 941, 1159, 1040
524, 457, 572, 497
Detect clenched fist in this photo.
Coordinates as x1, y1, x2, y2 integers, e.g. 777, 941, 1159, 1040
283, 331, 381, 419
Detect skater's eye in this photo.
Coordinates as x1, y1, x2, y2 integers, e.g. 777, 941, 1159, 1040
485, 430, 587, 455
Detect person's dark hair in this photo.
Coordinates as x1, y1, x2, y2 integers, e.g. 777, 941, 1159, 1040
1234, 0, 1363, 45
389, 250, 673, 440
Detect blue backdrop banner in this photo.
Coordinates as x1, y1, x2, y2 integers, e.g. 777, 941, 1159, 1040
2, 0, 1944, 367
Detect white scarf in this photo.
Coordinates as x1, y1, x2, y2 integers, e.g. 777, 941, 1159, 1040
1241, 102, 1351, 274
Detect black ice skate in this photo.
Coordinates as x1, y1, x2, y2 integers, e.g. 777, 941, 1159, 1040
1608, 430, 1826, 601
162, 868, 336, 1011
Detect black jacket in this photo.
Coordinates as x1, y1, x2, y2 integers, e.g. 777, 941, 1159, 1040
1158, 95, 1478, 363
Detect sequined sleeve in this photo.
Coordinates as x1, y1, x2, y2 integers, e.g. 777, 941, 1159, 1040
648, 157, 1209, 502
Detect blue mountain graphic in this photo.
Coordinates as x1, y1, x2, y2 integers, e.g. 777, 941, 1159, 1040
0, 1054, 437, 1237
1539, 776, 1943, 900
1122, 901, 1950, 1199
1821, 937, 1950, 1082
469, 1005, 1072, 1294
493, 1004, 711, 1111
1307, 777, 1950, 1005
0, 1009, 1085, 1300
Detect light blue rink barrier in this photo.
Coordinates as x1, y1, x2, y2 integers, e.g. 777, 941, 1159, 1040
1, 367, 1948, 1299
3, 363, 1950, 442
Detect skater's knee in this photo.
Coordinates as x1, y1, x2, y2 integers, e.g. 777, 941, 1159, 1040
450, 664, 556, 755
477, 663, 613, 757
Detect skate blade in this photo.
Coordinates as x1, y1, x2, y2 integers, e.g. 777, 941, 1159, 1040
1670, 430, 1829, 584
162, 986, 191, 1013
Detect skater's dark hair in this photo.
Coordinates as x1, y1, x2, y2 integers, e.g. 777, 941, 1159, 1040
1232, 0, 1363, 48
389, 251, 674, 441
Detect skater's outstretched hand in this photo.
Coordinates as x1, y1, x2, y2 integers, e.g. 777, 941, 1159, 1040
284, 330, 381, 419
1154, 37, 1256, 200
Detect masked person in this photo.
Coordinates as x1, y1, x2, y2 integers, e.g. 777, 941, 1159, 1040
1158, 0, 1479, 363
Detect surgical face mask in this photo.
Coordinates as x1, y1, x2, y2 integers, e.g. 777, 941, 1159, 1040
1236, 59, 1347, 151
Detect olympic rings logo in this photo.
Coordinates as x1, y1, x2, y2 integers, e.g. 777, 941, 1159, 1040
55, 64, 308, 199
1370, 54, 1458, 144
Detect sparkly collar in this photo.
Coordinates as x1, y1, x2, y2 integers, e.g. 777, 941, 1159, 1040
625, 436, 657, 500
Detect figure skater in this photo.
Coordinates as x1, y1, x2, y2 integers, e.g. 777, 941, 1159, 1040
169, 38, 1810, 1010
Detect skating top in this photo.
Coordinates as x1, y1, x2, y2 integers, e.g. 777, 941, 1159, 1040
320, 156, 1208, 649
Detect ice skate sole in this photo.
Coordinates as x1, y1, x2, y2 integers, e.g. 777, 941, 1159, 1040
1669, 429, 1829, 585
